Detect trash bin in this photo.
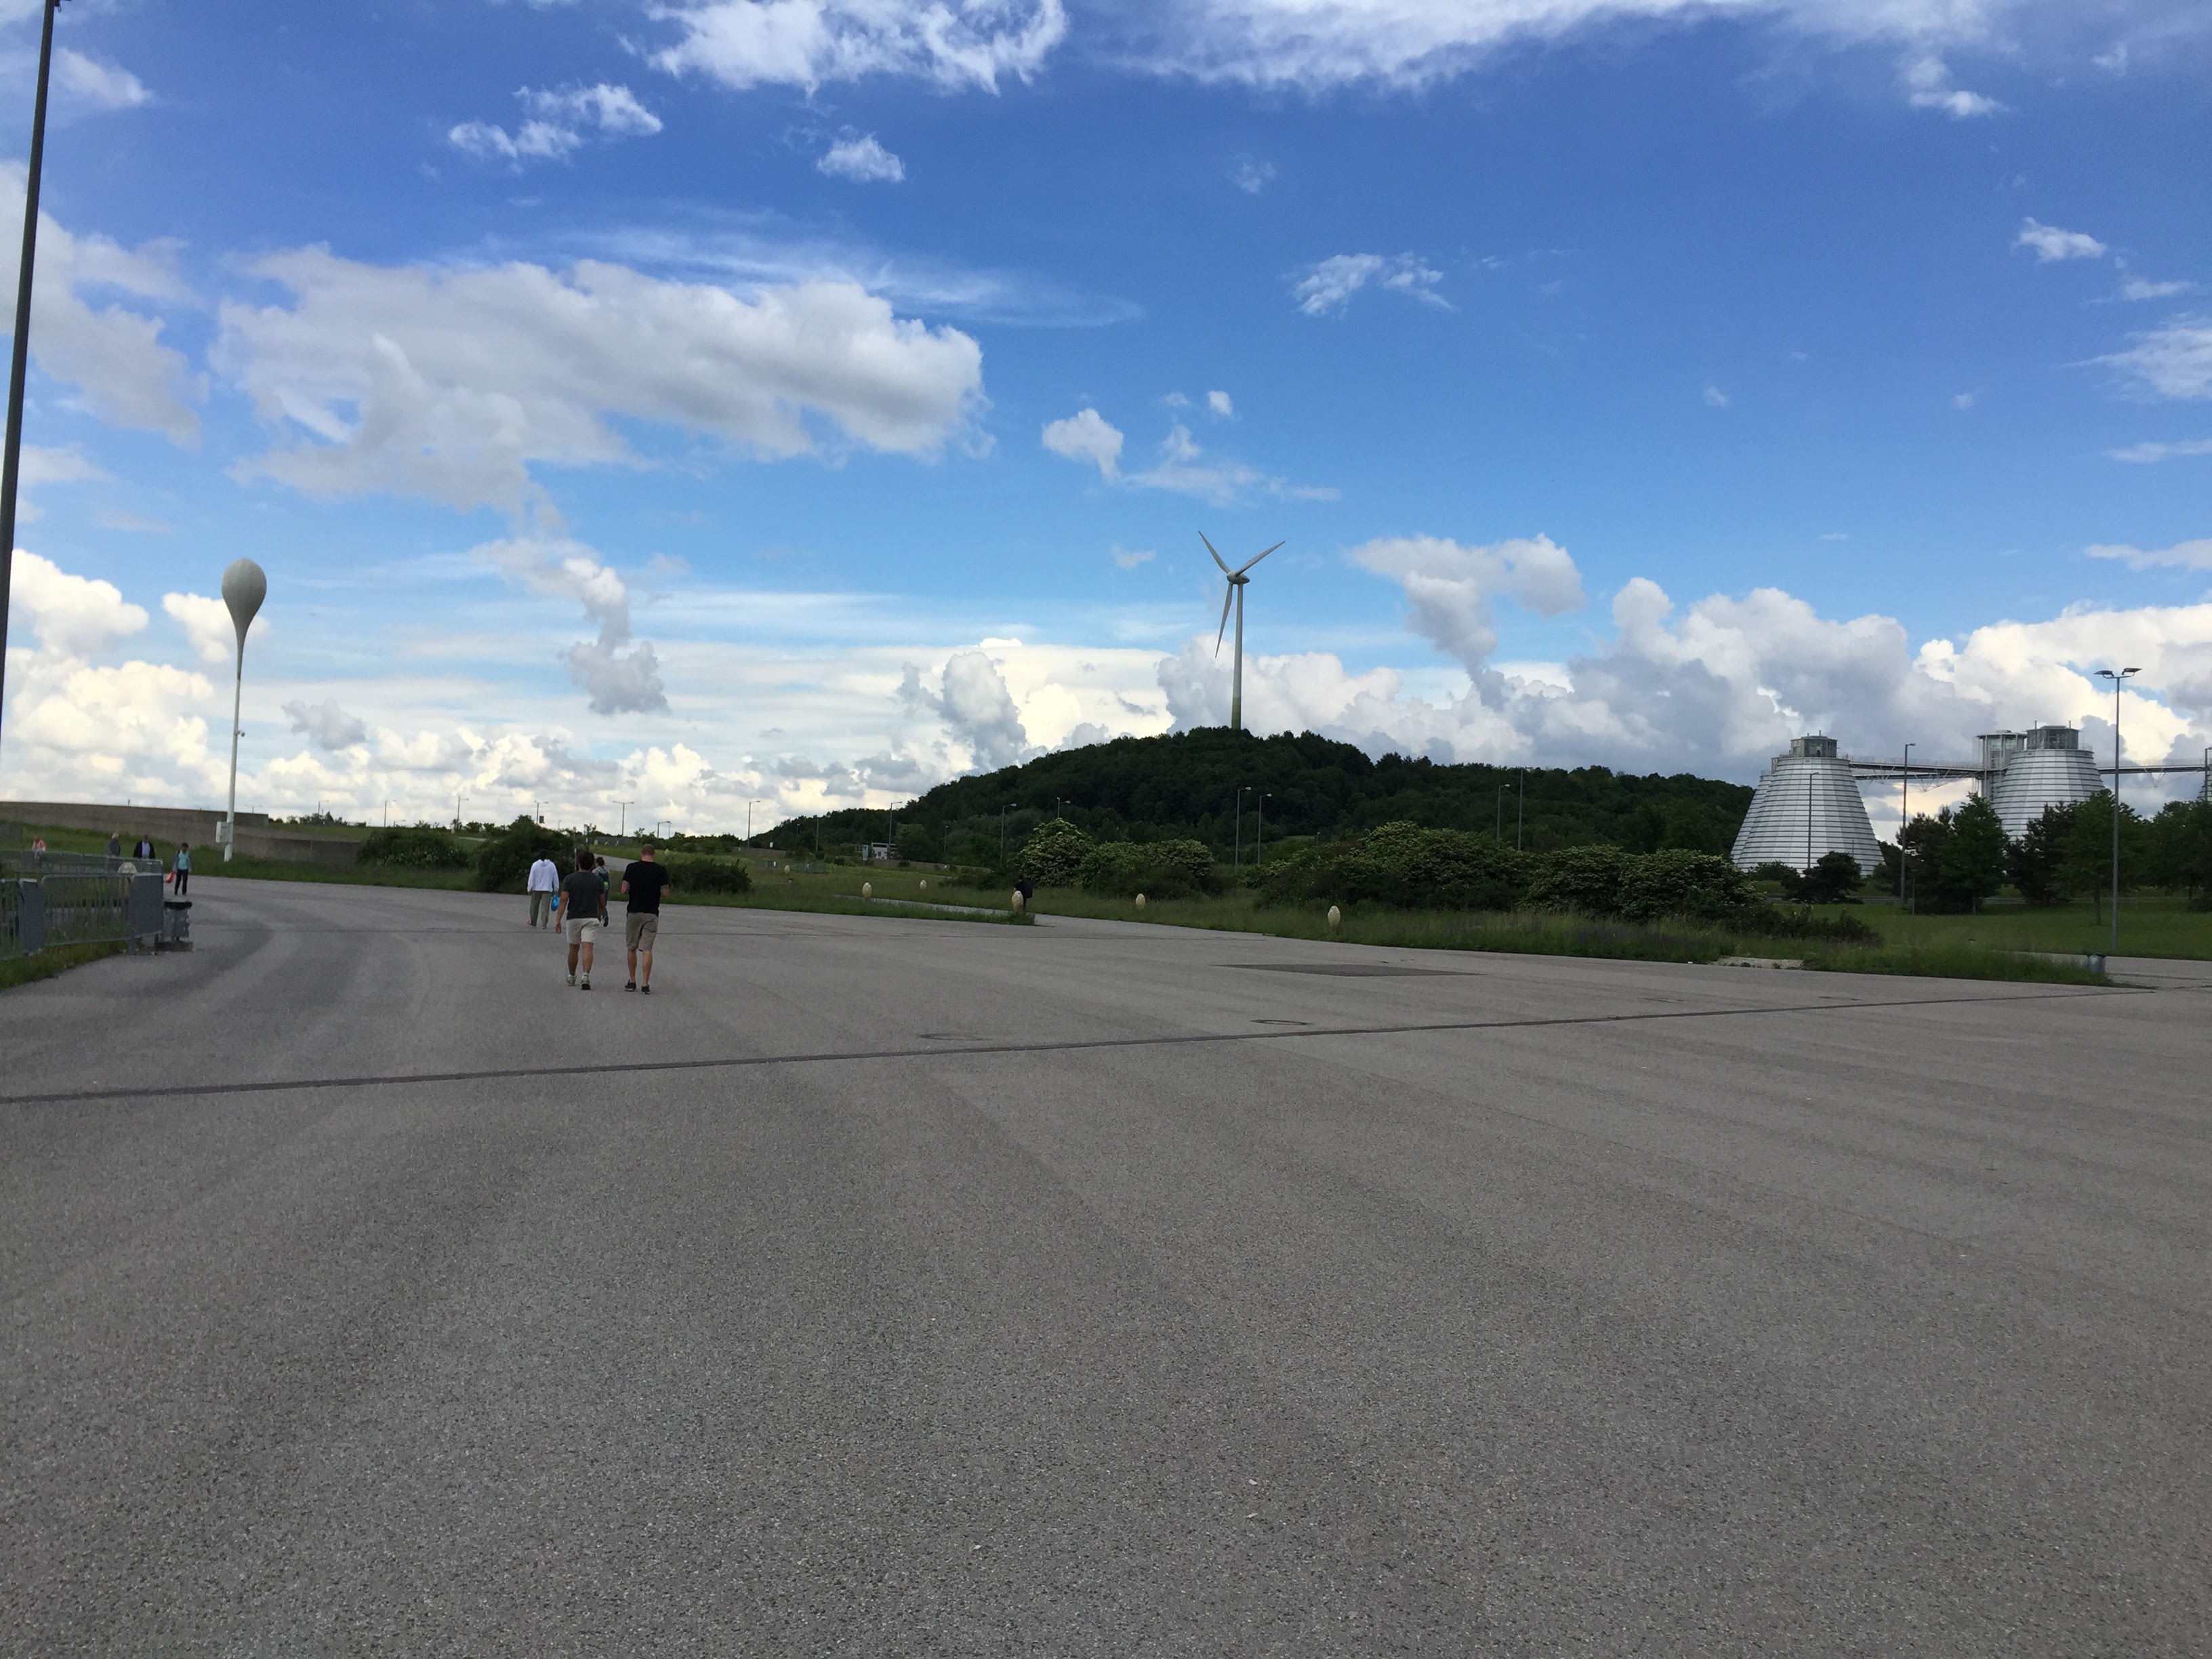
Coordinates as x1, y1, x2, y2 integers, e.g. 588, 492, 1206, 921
160, 898, 193, 951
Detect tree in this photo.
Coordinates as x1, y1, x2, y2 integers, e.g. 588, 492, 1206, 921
2007, 802, 2075, 906
1934, 796, 2007, 913
1898, 811, 1950, 913
2146, 798, 2212, 905
2057, 792, 2148, 924
1799, 851, 1864, 905
1014, 818, 1092, 886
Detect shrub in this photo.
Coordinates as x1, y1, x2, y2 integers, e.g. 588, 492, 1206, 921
663, 856, 751, 895
1253, 821, 1529, 911
356, 827, 472, 870
473, 817, 573, 893
1080, 838, 1220, 899
1015, 818, 1092, 886
1523, 844, 1634, 914
1612, 848, 1758, 922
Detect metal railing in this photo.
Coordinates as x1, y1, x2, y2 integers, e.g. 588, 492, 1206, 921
1, 873, 166, 960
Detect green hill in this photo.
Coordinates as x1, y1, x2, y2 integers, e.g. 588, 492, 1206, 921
756, 728, 1753, 869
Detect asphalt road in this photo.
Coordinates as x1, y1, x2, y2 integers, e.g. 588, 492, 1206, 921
3, 878, 2206, 1656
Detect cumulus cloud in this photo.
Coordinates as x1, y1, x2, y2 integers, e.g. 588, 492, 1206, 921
1350, 535, 1586, 675
284, 697, 370, 750
10, 550, 148, 656
1208, 389, 1234, 418
1291, 253, 1445, 316
451, 82, 662, 164
2086, 537, 2212, 572
649, 0, 1068, 93
1116, 0, 2052, 94
56, 49, 150, 110
213, 247, 985, 511
900, 647, 1033, 769
818, 131, 905, 182
0, 197, 201, 444
1041, 407, 1122, 479
2098, 318, 2212, 401
2121, 278, 2190, 302
1229, 156, 1275, 194
476, 533, 670, 714
1902, 54, 2002, 118
162, 590, 247, 665
2015, 217, 2107, 263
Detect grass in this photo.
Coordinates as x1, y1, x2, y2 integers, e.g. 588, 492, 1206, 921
1797, 943, 2108, 984
1797, 894, 2210, 960
0, 941, 126, 992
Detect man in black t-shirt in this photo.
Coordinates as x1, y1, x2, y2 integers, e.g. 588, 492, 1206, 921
619, 844, 672, 993
554, 856, 608, 989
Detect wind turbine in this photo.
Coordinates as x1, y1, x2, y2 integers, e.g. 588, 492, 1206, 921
1202, 533, 1282, 733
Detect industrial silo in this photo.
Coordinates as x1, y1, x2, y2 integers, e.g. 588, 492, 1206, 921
1730, 735, 1886, 874
1987, 725, 2102, 838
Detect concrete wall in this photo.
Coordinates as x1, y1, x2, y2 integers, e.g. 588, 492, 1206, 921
0, 801, 363, 867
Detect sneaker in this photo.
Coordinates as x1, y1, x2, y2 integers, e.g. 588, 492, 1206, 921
641, 983, 651, 995
579, 977, 591, 990
625, 981, 638, 992
567, 972, 576, 986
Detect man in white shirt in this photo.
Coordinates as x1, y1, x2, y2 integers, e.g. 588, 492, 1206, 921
526, 854, 560, 929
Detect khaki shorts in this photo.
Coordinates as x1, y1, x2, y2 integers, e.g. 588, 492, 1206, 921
625, 912, 659, 951
566, 916, 602, 945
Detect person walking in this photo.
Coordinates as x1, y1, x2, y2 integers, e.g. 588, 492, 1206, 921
618, 844, 672, 994
526, 851, 559, 929
554, 853, 607, 989
171, 842, 192, 897
106, 832, 121, 863
133, 835, 155, 860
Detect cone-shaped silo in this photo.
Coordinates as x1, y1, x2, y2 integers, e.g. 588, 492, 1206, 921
1987, 725, 2101, 838
1730, 735, 1885, 876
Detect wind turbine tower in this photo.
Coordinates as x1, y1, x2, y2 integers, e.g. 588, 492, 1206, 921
1202, 533, 1282, 733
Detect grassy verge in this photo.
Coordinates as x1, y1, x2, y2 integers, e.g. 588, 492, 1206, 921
0, 941, 125, 991
1799, 944, 2108, 984
1811, 895, 2209, 960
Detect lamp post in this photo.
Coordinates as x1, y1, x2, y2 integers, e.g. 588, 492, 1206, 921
746, 798, 757, 841
0, 0, 63, 751
1898, 743, 1913, 905
1256, 792, 1271, 865
1516, 769, 1526, 853
220, 560, 267, 863
2095, 667, 2140, 955
1496, 781, 1509, 844
614, 798, 634, 838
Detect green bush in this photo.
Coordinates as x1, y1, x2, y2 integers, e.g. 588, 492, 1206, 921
1079, 838, 1221, 899
1613, 849, 1758, 922
356, 827, 473, 870
1523, 844, 1633, 914
663, 856, 751, 895
1015, 818, 1092, 886
1253, 821, 1530, 911
474, 817, 573, 893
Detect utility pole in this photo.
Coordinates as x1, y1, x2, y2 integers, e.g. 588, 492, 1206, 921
746, 798, 756, 840
614, 798, 634, 838
2095, 668, 2140, 955
0, 0, 63, 751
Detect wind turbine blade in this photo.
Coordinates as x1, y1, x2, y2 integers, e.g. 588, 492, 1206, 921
1200, 533, 1231, 576
1214, 583, 1234, 655
1235, 540, 1285, 577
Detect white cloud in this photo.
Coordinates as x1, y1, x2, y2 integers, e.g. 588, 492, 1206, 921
213, 247, 986, 511
2121, 278, 2191, 302
1124, 420, 1335, 506
1952, 390, 1979, 410
1350, 534, 1587, 674
2086, 537, 2212, 572
1292, 253, 1446, 316
2015, 217, 2108, 262
649, 0, 1068, 93
818, 132, 905, 182
1117, 0, 2053, 94
1902, 54, 2002, 118
2098, 317, 2212, 401
10, 549, 147, 655
1041, 407, 1122, 480
1703, 384, 1730, 408
476, 533, 669, 713
2108, 437, 2212, 464
1229, 155, 1275, 194
0, 197, 201, 444
162, 591, 248, 665
55, 49, 150, 110
19, 444, 108, 486
284, 697, 371, 750
900, 648, 1033, 769
450, 82, 663, 165
1112, 544, 1155, 569
1208, 389, 1235, 418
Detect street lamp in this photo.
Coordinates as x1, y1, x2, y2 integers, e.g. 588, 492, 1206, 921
1496, 781, 1510, 844
2094, 667, 2140, 955
746, 798, 757, 841
220, 560, 267, 863
613, 798, 634, 838
0, 0, 64, 749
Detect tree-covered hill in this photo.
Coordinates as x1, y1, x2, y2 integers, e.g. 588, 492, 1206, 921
758, 728, 1755, 867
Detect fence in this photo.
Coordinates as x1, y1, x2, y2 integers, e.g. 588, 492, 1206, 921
1, 873, 167, 960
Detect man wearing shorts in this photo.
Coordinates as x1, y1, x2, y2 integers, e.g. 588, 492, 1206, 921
554, 855, 607, 989
619, 844, 672, 994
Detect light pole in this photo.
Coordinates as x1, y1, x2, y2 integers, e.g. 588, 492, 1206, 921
220, 560, 266, 863
1496, 782, 1510, 844
747, 798, 757, 841
0, 0, 63, 750
384, 799, 394, 827
2095, 667, 2139, 954
614, 798, 634, 838
1256, 792, 1271, 865
1516, 769, 1526, 853
999, 802, 1012, 859
1898, 743, 1914, 907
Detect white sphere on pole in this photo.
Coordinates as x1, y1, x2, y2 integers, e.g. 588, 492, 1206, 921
1327, 905, 1341, 932
219, 558, 268, 863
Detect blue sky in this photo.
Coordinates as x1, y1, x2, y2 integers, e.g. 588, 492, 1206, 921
3, 0, 2209, 830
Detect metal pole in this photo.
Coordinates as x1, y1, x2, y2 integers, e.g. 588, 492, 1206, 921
1231, 580, 1245, 733
0, 0, 62, 750
1233, 788, 1246, 876
1516, 770, 1525, 852
615, 799, 632, 838
1257, 792, 1268, 864
1898, 743, 1912, 903
2112, 681, 2121, 954
1495, 783, 1504, 844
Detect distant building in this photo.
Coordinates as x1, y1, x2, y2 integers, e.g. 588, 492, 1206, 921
1730, 735, 1885, 876
859, 842, 898, 863
1983, 725, 2102, 838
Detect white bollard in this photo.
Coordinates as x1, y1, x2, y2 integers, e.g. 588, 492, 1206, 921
1328, 905, 1342, 932
918, 879, 926, 890
1011, 890, 1025, 913
1134, 893, 1147, 911
861, 881, 872, 899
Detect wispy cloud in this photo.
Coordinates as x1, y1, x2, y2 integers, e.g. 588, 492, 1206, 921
2108, 437, 2212, 464
2097, 317, 2212, 401
2085, 537, 2212, 571
2015, 217, 2107, 263
451, 83, 661, 166
1291, 253, 1446, 316
1902, 54, 2002, 119
818, 132, 905, 183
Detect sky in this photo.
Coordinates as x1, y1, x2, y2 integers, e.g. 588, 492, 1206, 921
1, 0, 2209, 836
